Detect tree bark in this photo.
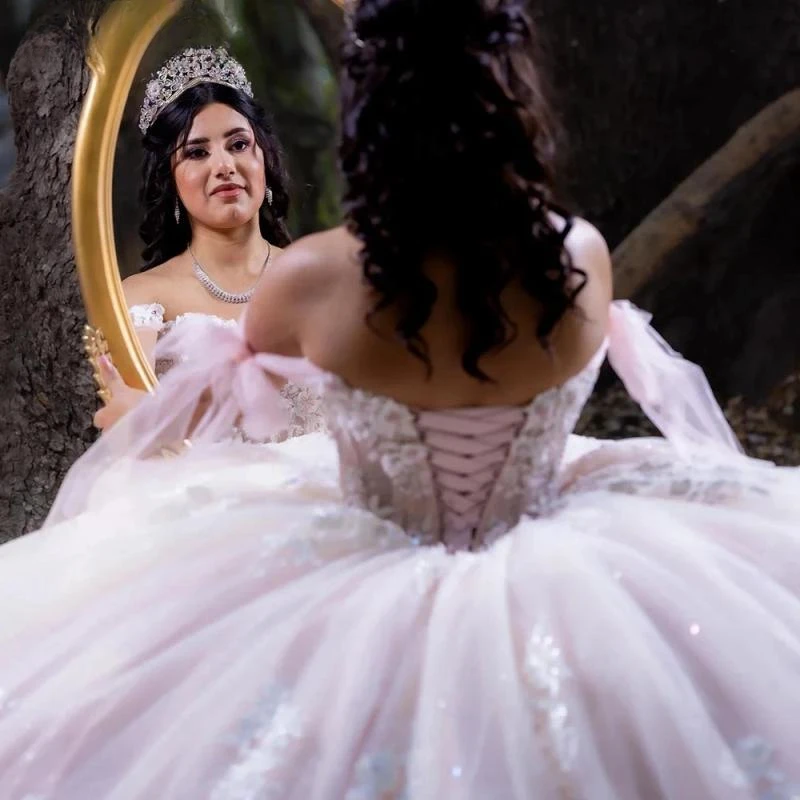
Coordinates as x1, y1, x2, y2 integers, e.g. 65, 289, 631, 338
532, 0, 800, 248
613, 90, 800, 300
0, 1, 112, 541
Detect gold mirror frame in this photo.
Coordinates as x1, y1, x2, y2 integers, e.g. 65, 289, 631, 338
72, 0, 344, 392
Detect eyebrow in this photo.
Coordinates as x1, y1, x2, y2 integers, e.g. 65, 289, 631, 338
185, 127, 249, 146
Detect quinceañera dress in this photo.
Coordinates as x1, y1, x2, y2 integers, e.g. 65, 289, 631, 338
0, 301, 798, 799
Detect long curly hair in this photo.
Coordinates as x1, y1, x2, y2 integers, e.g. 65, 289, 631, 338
340, 0, 586, 380
139, 83, 291, 270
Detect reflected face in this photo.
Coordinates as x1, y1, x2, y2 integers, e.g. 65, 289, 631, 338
173, 102, 267, 231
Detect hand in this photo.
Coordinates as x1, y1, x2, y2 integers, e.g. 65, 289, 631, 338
92, 356, 148, 431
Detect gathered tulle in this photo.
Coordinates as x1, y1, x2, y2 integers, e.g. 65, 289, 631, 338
45, 313, 325, 525
607, 301, 745, 462
1, 447, 799, 798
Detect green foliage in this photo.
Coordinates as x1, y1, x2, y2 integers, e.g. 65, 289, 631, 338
225, 0, 341, 236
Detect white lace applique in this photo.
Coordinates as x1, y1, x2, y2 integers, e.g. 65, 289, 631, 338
128, 302, 165, 330
212, 686, 303, 800
322, 379, 442, 544
346, 752, 408, 800
565, 447, 774, 506
161, 312, 239, 336
253, 504, 409, 573
524, 624, 578, 786
720, 735, 800, 799
274, 383, 327, 442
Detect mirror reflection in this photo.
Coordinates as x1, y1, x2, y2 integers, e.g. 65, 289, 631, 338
102, 0, 340, 430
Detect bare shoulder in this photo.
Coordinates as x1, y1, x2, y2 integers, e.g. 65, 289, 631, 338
274, 226, 359, 275
121, 257, 181, 307
246, 227, 359, 354
265, 226, 359, 300
563, 217, 613, 295
543, 214, 612, 351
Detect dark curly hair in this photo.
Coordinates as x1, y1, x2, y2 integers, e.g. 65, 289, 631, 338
139, 82, 291, 270
340, 0, 586, 380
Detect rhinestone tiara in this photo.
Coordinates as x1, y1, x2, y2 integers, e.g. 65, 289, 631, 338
138, 47, 253, 135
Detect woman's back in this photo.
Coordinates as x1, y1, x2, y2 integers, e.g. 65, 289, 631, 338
247, 217, 612, 411
243, 216, 614, 548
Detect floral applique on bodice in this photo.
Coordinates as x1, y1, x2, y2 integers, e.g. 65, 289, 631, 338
129, 303, 241, 378
320, 345, 606, 550
129, 303, 325, 442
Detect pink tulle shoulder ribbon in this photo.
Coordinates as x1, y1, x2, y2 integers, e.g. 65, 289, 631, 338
45, 316, 323, 525
154, 315, 323, 443
607, 300, 745, 461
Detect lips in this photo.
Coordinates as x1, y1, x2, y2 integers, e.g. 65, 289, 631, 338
211, 183, 243, 196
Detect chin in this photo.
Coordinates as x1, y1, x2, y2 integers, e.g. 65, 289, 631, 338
209, 208, 257, 230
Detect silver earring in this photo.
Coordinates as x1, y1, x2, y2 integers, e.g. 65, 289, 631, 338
174, 199, 181, 224
265, 186, 273, 206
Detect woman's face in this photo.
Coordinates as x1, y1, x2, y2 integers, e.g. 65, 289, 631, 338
172, 102, 267, 231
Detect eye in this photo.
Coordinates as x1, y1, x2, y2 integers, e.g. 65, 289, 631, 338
230, 138, 251, 153
184, 147, 208, 160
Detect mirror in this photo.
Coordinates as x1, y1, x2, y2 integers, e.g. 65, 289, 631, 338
72, 0, 345, 394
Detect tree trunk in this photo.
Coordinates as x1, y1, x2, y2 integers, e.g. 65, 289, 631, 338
0, 1, 112, 541
613, 90, 800, 300
532, 0, 800, 248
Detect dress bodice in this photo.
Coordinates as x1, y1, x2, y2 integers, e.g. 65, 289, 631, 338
320, 345, 606, 550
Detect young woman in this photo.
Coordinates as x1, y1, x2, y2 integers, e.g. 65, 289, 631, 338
0, 5, 797, 798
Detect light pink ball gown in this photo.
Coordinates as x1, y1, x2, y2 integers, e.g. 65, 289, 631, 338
0, 301, 797, 799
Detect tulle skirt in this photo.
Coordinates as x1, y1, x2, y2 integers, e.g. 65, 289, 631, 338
0, 433, 799, 799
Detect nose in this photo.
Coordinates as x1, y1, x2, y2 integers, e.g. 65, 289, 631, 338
214, 147, 235, 178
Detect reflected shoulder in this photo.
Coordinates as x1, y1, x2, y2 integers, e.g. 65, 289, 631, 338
121, 261, 174, 307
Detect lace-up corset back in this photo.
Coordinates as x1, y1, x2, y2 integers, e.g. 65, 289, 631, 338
321, 348, 605, 550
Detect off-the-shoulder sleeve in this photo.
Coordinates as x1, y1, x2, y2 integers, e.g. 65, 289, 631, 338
607, 300, 747, 462
46, 314, 324, 524
129, 303, 166, 331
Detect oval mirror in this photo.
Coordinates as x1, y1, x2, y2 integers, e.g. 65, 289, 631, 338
72, 0, 345, 395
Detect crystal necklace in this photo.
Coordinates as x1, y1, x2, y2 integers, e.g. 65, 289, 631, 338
190, 242, 271, 304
